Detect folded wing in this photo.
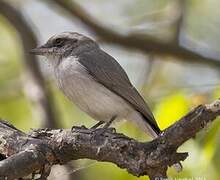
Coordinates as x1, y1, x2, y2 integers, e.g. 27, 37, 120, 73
78, 48, 161, 134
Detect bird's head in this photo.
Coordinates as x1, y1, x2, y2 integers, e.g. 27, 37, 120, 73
30, 32, 98, 65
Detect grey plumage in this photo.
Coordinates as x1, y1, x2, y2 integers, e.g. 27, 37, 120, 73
76, 47, 161, 135
30, 31, 182, 171
31, 31, 161, 137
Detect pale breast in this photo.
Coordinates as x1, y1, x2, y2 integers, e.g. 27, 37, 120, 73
54, 56, 132, 121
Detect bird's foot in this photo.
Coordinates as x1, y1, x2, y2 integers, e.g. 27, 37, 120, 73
71, 116, 116, 137
90, 127, 116, 143
90, 116, 116, 136
90, 121, 105, 129
91, 127, 116, 136
71, 125, 89, 133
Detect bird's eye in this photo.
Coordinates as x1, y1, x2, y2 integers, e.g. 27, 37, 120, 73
54, 38, 64, 47
72, 38, 78, 43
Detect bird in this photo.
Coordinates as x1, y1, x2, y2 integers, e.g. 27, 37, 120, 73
30, 32, 181, 171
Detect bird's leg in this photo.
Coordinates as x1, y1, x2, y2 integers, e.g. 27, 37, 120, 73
103, 116, 116, 129
92, 116, 117, 136
71, 125, 88, 133
90, 121, 105, 129
72, 117, 116, 136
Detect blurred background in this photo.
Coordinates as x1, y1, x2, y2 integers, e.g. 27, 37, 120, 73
0, 0, 220, 179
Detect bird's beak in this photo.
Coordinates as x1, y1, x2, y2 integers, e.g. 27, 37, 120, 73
30, 45, 49, 56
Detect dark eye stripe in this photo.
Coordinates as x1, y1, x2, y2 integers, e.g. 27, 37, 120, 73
72, 38, 78, 43
55, 38, 63, 44
53, 38, 66, 47
53, 38, 78, 48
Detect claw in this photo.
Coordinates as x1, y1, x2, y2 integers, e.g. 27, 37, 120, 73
71, 125, 87, 133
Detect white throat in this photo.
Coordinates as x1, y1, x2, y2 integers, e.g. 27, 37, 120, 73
46, 54, 62, 67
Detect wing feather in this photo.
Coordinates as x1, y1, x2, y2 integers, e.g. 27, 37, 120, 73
78, 48, 161, 134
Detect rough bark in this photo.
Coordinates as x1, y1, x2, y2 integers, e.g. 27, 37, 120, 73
0, 100, 220, 180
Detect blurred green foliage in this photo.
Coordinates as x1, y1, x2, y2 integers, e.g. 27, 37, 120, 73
155, 91, 190, 130
0, 0, 220, 179
0, 17, 39, 130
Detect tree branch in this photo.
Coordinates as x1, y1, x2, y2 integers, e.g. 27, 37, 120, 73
173, 0, 186, 43
46, 0, 220, 67
0, 99, 220, 179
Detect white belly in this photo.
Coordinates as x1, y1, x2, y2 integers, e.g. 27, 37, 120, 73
54, 56, 133, 122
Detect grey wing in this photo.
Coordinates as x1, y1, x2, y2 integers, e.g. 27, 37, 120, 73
78, 48, 161, 134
